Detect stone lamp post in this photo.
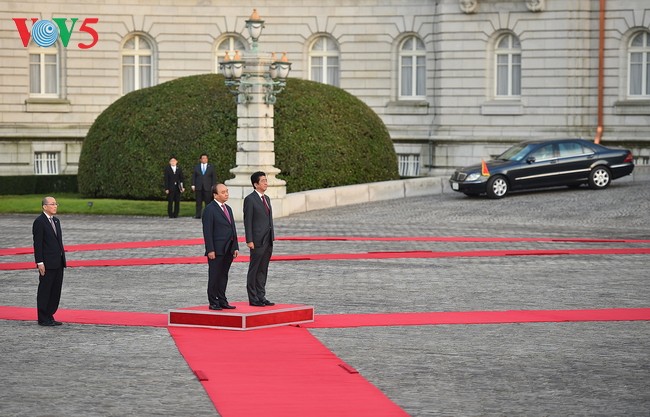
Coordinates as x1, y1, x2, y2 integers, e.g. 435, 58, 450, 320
220, 9, 292, 219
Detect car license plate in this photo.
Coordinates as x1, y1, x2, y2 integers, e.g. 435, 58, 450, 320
451, 182, 459, 190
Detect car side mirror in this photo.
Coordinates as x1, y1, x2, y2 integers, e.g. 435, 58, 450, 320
526, 156, 536, 164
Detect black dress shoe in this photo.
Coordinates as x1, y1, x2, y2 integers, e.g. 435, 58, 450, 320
209, 304, 222, 310
38, 321, 55, 326
52, 321, 63, 325
249, 301, 264, 307
262, 300, 275, 306
220, 304, 236, 309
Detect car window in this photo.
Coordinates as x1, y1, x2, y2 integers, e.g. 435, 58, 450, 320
558, 142, 584, 158
498, 144, 535, 161
530, 144, 555, 161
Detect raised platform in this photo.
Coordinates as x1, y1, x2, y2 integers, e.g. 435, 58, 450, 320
168, 303, 314, 331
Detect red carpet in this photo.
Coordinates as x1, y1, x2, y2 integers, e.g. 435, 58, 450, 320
3, 305, 648, 329
2, 235, 648, 256
2, 247, 649, 270
0, 305, 167, 327
3, 304, 649, 416
0, 238, 202, 256
2, 233, 648, 416
302, 308, 650, 328
169, 325, 410, 417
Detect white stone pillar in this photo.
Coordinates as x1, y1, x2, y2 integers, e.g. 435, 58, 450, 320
225, 51, 286, 220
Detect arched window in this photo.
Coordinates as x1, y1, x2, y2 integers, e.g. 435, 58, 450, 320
399, 36, 426, 98
122, 34, 154, 94
309, 36, 339, 87
629, 31, 650, 97
216, 35, 248, 72
495, 33, 521, 97
29, 42, 59, 97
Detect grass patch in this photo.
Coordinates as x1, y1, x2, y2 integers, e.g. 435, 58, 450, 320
0, 194, 195, 217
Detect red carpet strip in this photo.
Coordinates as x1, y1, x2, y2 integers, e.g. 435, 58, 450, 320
302, 308, 650, 329
2, 235, 648, 256
3, 305, 649, 416
2, 305, 648, 329
169, 325, 408, 417
1, 247, 649, 270
0, 305, 167, 327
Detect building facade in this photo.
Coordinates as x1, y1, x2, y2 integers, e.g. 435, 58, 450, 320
0, 0, 648, 178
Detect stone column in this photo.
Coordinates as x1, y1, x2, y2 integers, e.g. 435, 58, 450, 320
225, 52, 286, 220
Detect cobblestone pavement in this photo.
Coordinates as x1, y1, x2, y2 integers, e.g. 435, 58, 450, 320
1, 177, 649, 416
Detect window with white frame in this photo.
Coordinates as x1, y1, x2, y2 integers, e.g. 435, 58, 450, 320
122, 35, 154, 94
398, 154, 420, 177
29, 43, 59, 97
495, 33, 521, 97
34, 152, 59, 175
399, 36, 426, 98
309, 36, 339, 87
216, 36, 248, 72
629, 31, 650, 97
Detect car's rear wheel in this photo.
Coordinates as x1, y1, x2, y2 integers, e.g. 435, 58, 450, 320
588, 166, 611, 190
486, 175, 508, 199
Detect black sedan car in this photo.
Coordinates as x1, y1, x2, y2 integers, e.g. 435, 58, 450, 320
449, 138, 635, 199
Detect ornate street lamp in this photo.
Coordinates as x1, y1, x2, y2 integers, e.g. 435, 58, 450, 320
221, 9, 290, 218
245, 8, 265, 51
219, 9, 292, 105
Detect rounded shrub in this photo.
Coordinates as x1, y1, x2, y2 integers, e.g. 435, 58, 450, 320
275, 79, 399, 192
78, 74, 398, 199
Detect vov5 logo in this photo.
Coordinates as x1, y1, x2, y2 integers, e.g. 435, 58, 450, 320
13, 18, 99, 49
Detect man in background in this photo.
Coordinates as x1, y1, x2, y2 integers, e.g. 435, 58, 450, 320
191, 153, 216, 219
164, 156, 184, 218
202, 184, 239, 310
32, 196, 66, 326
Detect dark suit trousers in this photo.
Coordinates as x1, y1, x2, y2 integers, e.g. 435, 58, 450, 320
37, 267, 64, 323
246, 243, 273, 303
167, 189, 181, 218
207, 253, 234, 305
195, 189, 212, 218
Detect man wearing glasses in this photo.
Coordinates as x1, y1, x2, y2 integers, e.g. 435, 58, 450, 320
32, 196, 66, 326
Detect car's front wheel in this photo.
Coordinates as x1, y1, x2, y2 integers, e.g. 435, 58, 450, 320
486, 175, 509, 199
588, 166, 611, 190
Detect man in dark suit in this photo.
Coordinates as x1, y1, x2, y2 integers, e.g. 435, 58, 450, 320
164, 156, 185, 218
32, 196, 66, 326
202, 183, 239, 310
243, 171, 275, 307
191, 153, 216, 219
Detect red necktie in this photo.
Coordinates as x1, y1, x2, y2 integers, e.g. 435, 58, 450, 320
222, 204, 231, 223
261, 195, 270, 214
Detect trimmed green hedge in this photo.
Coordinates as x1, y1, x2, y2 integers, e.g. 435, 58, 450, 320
78, 74, 399, 199
0, 175, 78, 195
274, 79, 398, 191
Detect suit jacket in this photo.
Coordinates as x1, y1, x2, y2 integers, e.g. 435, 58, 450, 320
33, 213, 66, 269
164, 165, 184, 192
243, 191, 274, 247
202, 200, 239, 256
192, 163, 216, 191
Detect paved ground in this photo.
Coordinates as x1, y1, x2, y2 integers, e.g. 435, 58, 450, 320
1, 175, 649, 416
